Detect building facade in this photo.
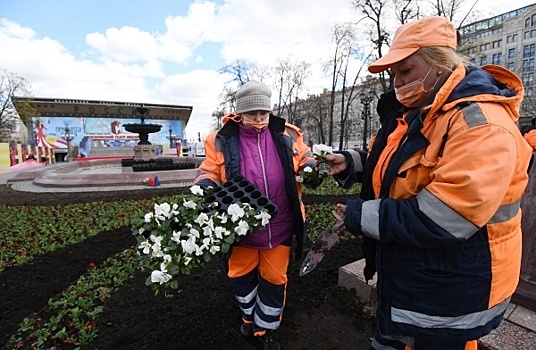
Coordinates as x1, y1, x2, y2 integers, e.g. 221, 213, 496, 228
459, 3, 536, 129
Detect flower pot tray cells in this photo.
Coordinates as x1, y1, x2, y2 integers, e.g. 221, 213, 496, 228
205, 176, 278, 215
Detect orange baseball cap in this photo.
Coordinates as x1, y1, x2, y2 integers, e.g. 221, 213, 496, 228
368, 16, 458, 74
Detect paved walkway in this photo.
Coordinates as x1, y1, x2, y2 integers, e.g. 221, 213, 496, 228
339, 260, 536, 350
0, 161, 194, 192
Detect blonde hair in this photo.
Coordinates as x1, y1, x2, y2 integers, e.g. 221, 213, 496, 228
418, 47, 468, 84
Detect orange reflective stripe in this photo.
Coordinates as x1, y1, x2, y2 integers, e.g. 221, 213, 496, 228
372, 117, 408, 197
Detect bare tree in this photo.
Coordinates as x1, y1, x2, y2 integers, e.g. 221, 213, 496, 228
338, 50, 371, 150
294, 92, 331, 146
272, 57, 311, 122
429, 0, 480, 25
353, 0, 397, 92
393, 0, 420, 24
322, 23, 358, 146
0, 69, 36, 143
218, 59, 257, 85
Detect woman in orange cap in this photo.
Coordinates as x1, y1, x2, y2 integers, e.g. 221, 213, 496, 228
324, 16, 532, 350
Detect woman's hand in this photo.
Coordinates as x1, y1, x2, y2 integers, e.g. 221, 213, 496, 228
332, 203, 346, 225
322, 153, 348, 175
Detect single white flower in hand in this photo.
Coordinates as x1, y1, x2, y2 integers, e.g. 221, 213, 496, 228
312, 144, 333, 157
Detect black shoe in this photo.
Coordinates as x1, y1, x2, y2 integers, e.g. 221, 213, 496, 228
257, 332, 280, 350
240, 322, 252, 337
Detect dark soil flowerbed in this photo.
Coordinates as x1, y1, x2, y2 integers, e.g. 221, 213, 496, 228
0, 186, 375, 350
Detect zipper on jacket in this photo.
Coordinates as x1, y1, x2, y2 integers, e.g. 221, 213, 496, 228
256, 131, 273, 248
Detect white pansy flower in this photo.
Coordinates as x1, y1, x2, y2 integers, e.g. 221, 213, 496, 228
181, 236, 197, 255
190, 185, 204, 196
150, 235, 164, 257
312, 144, 333, 156
255, 211, 272, 226
171, 230, 182, 244
183, 199, 197, 210
151, 269, 172, 285
200, 237, 211, 250
154, 203, 171, 221
195, 212, 210, 226
228, 204, 245, 222
235, 220, 250, 236
210, 245, 221, 254
214, 227, 226, 240
189, 228, 200, 238
207, 217, 215, 230
217, 213, 228, 224
203, 225, 213, 237
163, 254, 172, 265
144, 212, 154, 223
139, 240, 152, 255
171, 203, 180, 215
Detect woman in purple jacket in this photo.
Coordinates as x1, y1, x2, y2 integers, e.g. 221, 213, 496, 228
195, 80, 320, 350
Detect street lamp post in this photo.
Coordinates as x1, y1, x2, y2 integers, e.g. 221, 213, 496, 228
61, 122, 75, 162
168, 127, 176, 149
360, 91, 375, 150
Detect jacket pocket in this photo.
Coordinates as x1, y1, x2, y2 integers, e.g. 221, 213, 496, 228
394, 152, 437, 197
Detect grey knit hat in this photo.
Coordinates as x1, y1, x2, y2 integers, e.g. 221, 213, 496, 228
235, 80, 272, 113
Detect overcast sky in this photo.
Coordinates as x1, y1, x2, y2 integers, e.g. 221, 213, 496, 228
1, 0, 535, 140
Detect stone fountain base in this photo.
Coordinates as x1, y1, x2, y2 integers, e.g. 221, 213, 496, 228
133, 145, 158, 160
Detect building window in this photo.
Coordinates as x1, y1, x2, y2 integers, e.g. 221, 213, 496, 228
492, 40, 502, 48
526, 18, 531, 28
523, 58, 535, 72
509, 48, 516, 59
508, 62, 516, 71
532, 14, 536, 26
523, 44, 536, 58
523, 74, 528, 85
525, 31, 532, 39
481, 56, 488, 66
492, 53, 503, 65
